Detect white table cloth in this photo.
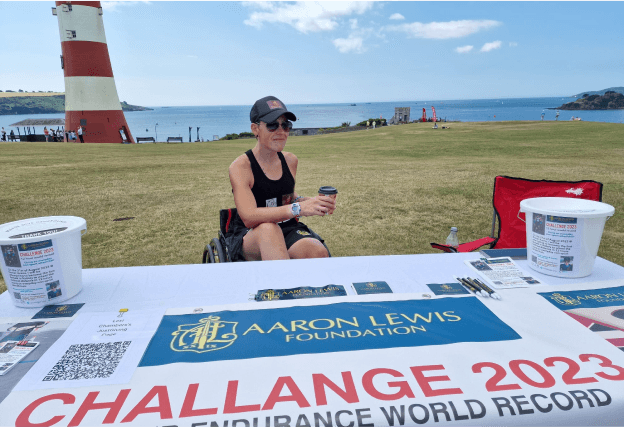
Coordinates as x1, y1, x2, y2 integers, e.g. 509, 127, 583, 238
1, 254, 624, 427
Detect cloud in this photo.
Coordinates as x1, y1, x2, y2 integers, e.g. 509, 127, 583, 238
455, 45, 474, 53
509, 41, 518, 47
481, 40, 502, 52
389, 13, 405, 21
332, 36, 365, 54
241, 2, 273, 10
350, 19, 358, 30
244, 1, 373, 34
387, 19, 501, 39
101, 1, 150, 12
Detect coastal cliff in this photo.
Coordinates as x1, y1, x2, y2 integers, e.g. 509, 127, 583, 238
557, 91, 624, 110
0, 93, 152, 115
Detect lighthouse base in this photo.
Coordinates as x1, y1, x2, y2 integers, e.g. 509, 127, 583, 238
65, 110, 134, 144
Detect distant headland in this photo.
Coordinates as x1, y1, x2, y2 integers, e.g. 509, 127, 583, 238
0, 91, 152, 115
571, 87, 624, 98
556, 89, 624, 110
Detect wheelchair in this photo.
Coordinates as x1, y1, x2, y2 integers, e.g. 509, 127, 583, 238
202, 208, 330, 263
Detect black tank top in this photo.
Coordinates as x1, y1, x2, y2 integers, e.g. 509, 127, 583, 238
242, 149, 297, 227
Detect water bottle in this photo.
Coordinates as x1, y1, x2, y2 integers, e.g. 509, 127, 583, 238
445, 227, 459, 248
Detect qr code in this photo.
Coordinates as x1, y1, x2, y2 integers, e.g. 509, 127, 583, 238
43, 341, 131, 381
532, 255, 537, 263
13, 292, 21, 300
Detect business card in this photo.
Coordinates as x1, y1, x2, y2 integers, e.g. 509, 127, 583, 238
32, 303, 85, 319
426, 283, 470, 296
352, 281, 393, 295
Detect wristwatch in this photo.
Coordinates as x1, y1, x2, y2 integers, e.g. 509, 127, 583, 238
291, 202, 301, 219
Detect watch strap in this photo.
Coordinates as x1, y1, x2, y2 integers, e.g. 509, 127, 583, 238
291, 202, 301, 218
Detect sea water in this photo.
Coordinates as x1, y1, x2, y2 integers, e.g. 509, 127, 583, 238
1, 97, 623, 142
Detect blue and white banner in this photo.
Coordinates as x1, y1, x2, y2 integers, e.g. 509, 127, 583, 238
139, 298, 520, 366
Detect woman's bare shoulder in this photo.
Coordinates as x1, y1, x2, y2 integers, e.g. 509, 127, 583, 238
229, 153, 251, 172
282, 151, 299, 165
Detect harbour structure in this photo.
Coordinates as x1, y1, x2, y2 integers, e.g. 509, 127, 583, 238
394, 107, 411, 123
52, 1, 134, 143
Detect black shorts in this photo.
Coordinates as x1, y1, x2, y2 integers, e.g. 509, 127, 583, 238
225, 219, 324, 262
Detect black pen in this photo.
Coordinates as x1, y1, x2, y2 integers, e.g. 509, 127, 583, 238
464, 277, 491, 299
472, 277, 502, 300
453, 275, 486, 297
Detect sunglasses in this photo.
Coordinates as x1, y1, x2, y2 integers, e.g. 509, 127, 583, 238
259, 121, 293, 132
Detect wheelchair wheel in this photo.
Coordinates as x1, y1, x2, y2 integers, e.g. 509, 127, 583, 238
210, 238, 226, 263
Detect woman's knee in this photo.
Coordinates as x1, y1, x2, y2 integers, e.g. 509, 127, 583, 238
254, 222, 282, 235
313, 243, 330, 258
290, 239, 329, 259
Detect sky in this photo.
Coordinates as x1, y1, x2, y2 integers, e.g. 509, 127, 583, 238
1, 1, 623, 106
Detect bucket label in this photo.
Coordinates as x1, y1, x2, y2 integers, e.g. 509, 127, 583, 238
0, 239, 66, 306
9, 227, 68, 239
528, 214, 583, 274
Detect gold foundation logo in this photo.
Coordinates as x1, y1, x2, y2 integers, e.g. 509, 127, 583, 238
297, 230, 311, 236
549, 293, 581, 306
366, 282, 377, 288
171, 316, 238, 353
20, 244, 28, 250
441, 285, 453, 291
55, 305, 68, 313
259, 289, 280, 301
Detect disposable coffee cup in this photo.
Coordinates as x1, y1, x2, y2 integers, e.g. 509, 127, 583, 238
319, 186, 338, 215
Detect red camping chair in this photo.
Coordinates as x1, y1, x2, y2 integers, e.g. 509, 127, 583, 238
431, 176, 603, 253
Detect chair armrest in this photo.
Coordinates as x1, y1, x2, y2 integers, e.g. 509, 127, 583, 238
430, 243, 458, 253
430, 236, 496, 253
456, 236, 496, 252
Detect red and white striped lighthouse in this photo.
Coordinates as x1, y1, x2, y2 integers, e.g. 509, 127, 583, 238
53, 1, 134, 143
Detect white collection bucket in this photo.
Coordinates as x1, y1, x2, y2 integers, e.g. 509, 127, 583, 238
520, 197, 614, 278
0, 216, 87, 308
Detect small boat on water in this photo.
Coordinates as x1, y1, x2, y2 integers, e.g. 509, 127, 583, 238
350, 104, 356, 106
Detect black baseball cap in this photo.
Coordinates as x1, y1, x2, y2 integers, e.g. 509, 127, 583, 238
250, 96, 297, 124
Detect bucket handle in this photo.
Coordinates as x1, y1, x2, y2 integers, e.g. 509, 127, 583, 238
517, 210, 526, 223
81, 227, 87, 236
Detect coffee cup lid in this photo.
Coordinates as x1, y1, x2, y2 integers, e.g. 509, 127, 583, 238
319, 186, 338, 195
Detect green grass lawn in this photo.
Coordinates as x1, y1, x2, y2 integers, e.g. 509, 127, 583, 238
1, 121, 623, 294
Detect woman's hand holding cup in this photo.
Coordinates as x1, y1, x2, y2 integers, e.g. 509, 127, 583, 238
299, 193, 336, 217
318, 186, 338, 215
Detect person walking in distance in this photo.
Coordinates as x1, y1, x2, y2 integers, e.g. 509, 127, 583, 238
77, 125, 84, 143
